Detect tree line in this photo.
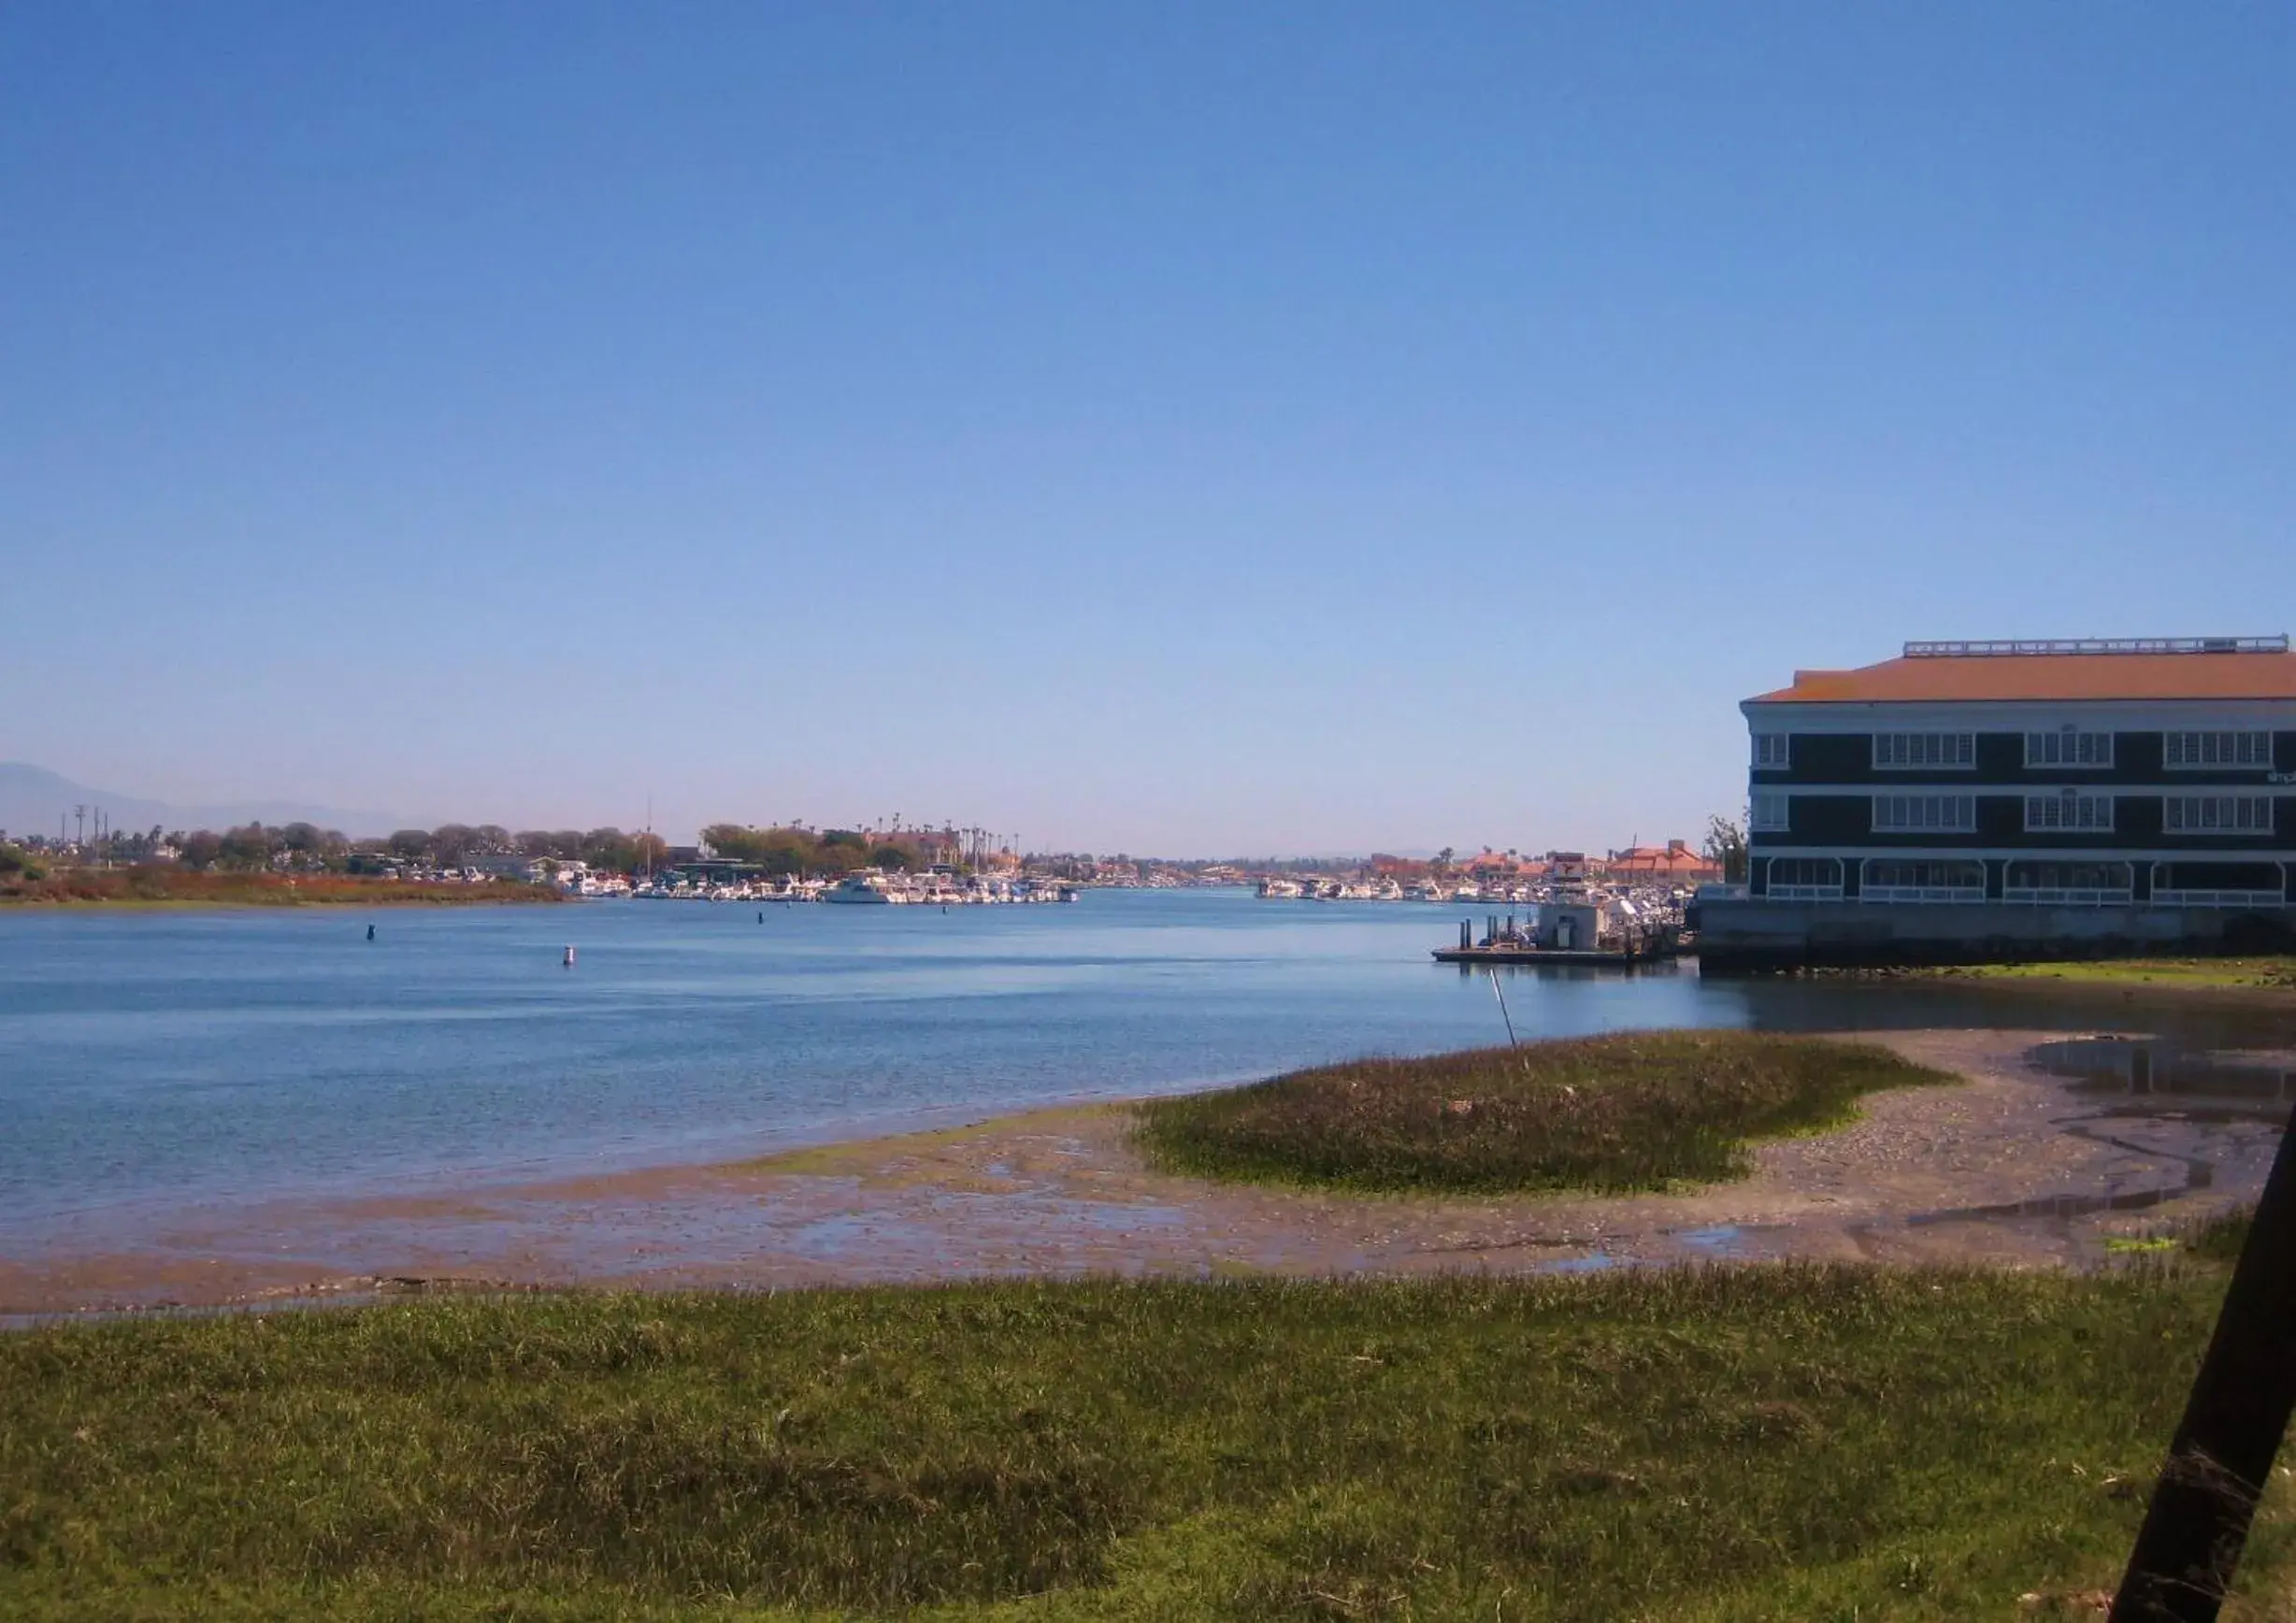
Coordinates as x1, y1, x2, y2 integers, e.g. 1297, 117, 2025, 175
376, 826, 668, 872
20, 823, 672, 876
12, 820, 944, 878
697, 825, 932, 877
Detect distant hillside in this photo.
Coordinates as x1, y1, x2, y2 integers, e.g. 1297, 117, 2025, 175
0, 764, 404, 841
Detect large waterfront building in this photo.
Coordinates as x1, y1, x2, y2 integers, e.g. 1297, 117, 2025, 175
1700, 636, 2296, 969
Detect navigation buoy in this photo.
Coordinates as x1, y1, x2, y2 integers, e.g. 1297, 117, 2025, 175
563, 945, 576, 968
366, 923, 376, 941
757, 911, 765, 924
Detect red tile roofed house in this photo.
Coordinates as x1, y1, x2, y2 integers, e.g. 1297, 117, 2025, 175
1460, 849, 1527, 875
1603, 840, 1721, 883
1703, 636, 2296, 970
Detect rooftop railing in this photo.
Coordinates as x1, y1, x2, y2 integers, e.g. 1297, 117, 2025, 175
1902, 637, 2290, 658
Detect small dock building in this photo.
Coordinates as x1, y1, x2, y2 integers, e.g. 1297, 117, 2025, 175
1697, 636, 2296, 970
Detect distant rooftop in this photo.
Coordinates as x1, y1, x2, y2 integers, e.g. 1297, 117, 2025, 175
1753, 637, 2296, 705
1903, 636, 2289, 658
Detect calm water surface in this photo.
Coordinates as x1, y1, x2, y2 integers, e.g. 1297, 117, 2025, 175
3, 888, 2287, 1245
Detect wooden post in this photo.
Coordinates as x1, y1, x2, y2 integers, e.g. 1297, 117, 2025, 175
2111, 1108, 2296, 1621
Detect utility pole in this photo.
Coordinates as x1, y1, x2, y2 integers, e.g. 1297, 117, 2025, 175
73, 804, 85, 846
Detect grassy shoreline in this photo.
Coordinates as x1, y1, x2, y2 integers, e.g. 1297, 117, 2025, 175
1134, 1031, 1954, 1196
1909, 956, 2296, 991
0, 870, 566, 907
2, 1265, 2285, 1620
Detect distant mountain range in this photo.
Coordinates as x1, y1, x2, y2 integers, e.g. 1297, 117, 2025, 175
0, 764, 405, 841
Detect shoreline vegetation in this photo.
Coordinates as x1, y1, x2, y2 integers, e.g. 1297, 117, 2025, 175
1133, 1031, 1955, 1196
5, 1263, 2289, 1619
0, 869, 565, 907
1910, 956, 2296, 991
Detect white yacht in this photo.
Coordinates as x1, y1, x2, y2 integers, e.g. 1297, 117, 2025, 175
823, 872, 895, 904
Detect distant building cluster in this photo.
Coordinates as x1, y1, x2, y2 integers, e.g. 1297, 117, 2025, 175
1367, 843, 1721, 885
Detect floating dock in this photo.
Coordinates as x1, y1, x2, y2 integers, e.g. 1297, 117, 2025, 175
1433, 908, 1684, 969
1431, 945, 1671, 968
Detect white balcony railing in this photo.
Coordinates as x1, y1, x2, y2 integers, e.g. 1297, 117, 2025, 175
1859, 885, 1987, 904
2003, 888, 2134, 907
2150, 889, 2287, 909
1765, 884, 1845, 902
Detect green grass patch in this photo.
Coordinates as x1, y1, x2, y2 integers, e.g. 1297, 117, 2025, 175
1923, 957, 2296, 990
2184, 1204, 2256, 1264
1132, 1030, 1954, 1195
2, 1268, 2289, 1620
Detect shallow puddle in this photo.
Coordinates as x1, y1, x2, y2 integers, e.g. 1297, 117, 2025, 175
1907, 1183, 2204, 1228
2030, 1036, 2296, 1118
1539, 1252, 1616, 1274
1671, 1223, 1767, 1257
1890, 1036, 2296, 1241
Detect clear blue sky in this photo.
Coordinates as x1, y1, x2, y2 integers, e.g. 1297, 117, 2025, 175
5, 4, 2289, 853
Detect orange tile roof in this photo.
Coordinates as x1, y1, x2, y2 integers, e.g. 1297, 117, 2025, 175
1605, 846, 1720, 875
1753, 652, 2296, 705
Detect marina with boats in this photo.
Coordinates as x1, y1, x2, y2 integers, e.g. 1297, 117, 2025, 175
1255, 852, 1696, 968
620, 869, 1083, 905
513, 836, 1705, 971
550, 852, 1699, 969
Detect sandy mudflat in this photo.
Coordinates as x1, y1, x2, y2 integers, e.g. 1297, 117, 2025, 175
3, 1029, 2281, 1316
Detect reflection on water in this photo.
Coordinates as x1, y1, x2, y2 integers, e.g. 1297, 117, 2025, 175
2030, 1036, 2296, 1118
1540, 1251, 1617, 1274
1908, 1182, 2209, 1228
1669, 1223, 1775, 1258
1730, 981, 2296, 1052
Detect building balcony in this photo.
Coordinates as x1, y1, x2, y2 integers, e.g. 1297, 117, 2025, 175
2150, 888, 2287, 909
2002, 887, 2135, 906
1858, 885, 1987, 904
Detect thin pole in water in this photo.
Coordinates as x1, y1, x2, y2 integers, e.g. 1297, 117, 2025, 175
1486, 969, 1518, 1048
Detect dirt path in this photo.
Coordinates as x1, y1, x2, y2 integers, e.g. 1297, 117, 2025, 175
3, 1029, 2280, 1315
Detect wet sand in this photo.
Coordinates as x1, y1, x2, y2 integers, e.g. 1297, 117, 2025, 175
4, 1027, 2283, 1316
